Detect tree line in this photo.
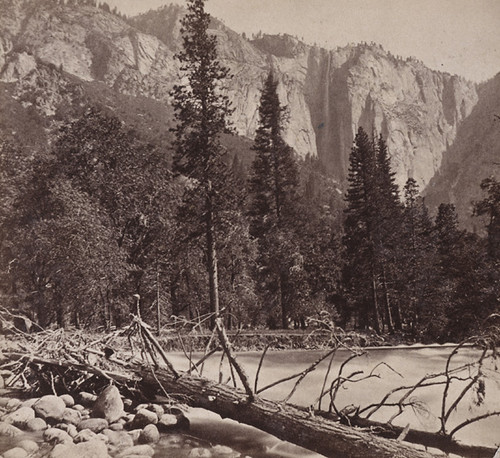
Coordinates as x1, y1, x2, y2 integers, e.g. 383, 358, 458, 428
1, 0, 498, 341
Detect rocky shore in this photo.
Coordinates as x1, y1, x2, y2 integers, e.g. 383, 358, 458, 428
0, 387, 241, 458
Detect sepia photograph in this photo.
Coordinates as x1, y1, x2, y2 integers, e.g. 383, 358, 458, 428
0, 0, 499, 456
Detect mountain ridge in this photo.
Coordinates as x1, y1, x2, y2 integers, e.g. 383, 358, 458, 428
1, 0, 497, 226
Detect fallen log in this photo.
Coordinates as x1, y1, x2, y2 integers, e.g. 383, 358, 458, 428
140, 368, 438, 458
336, 416, 497, 458
8, 352, 435, 457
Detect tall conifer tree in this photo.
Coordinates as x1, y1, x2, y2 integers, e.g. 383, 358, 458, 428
343, 127, 381, 331
248, 71, 301, 328
374, 134, 403, 332
171, 0, 232, 328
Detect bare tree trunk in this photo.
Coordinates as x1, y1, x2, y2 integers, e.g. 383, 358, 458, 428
280, 272, 288, 329
371, 270, 381, 334
206, 182, 220, 329
381, 263, 394, 333
156, 261, 161, 336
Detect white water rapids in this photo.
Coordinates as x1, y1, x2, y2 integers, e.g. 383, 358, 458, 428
169, 345, 500, 457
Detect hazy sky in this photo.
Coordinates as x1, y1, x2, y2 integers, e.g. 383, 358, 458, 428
106, 0, 500, 82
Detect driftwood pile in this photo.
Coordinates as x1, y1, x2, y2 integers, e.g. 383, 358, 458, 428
1, 309, 499, 458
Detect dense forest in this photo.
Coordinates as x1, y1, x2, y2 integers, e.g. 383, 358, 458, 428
1, 0, 499, 343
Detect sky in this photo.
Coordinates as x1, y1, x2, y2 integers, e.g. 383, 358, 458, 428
106, 0, 500, 82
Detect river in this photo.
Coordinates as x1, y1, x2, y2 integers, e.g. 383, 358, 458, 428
169, 345, 500, 457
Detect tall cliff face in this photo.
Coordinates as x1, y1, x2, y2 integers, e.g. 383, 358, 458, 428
301, 44, 478, 188
424, 73, 500, 229
0, 0, 480, 192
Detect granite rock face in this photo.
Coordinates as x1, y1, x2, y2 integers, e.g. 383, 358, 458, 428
424, 72, 500, 228
0, 0, 482, 194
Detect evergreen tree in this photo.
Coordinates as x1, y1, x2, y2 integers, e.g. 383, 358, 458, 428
170, 0, 233, 328
342, 129, 403, 333
248, 70, 301, 328
373, 134, 403, 332
474, 177, 500, 260
398, 178, 435, 335
342, 127, 381, 331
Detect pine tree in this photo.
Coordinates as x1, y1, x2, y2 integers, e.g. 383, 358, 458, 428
342, 127, 381, 331
373, 134, 402, 332
248, 70, 301, 328
343, 129, 404, 333
170, 0, 233, 329
398, 178, 435, 334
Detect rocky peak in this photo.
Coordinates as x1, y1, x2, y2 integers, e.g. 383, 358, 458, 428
251, 33, 308, 58
128, 3, 185, 52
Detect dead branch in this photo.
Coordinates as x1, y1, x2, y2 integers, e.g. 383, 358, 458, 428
254, 343, 270, 393
317, 348, 337, 411
448, 410, 500, 438
215, 318, 254, 401
257, 348, 337, 396
136, 317, 180, 377
281, 348, 337, 403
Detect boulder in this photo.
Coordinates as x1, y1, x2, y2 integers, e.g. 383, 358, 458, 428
79, 392, 97, 407
6, 399, 21, 411
60, 394, 75, 407
92, 385, 124, 423
74, 429, 98, 443
3, 406, 35, 428
127, 429, 142, 443
0, 421, 23, 437
2, 447, 28, 458
105, 429, 134, 449
133, 404, 149, 413
96, 433, 109, 443
33, 395, 66, 421
49, 439, 110, 458
109, 421, 124, 431
131, 409, 157, 429
43, 427, 73, 445
20, 398, 38, 409
16, 439, 39, 454
77, 418, 108, 433
212, 445, 240, 456
63, 408, 82, 425
25, 417, 47, 431
148, 404, 164, 418
157, 413, 178, 432
138, 424, 159, 444
55, 423, 78, 437
189, 448, 212, 458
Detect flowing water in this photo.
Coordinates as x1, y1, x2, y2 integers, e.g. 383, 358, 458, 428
169, 345, 500, 456
1, 346, 498, 457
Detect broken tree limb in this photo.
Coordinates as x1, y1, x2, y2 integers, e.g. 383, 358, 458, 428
136, 318, 180, 378
215, 318, 254, 401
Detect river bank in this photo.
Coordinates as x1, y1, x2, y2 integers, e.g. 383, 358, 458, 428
0, 387, 246, 458
1, 321, 497, 458
155, 328, 422, 352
